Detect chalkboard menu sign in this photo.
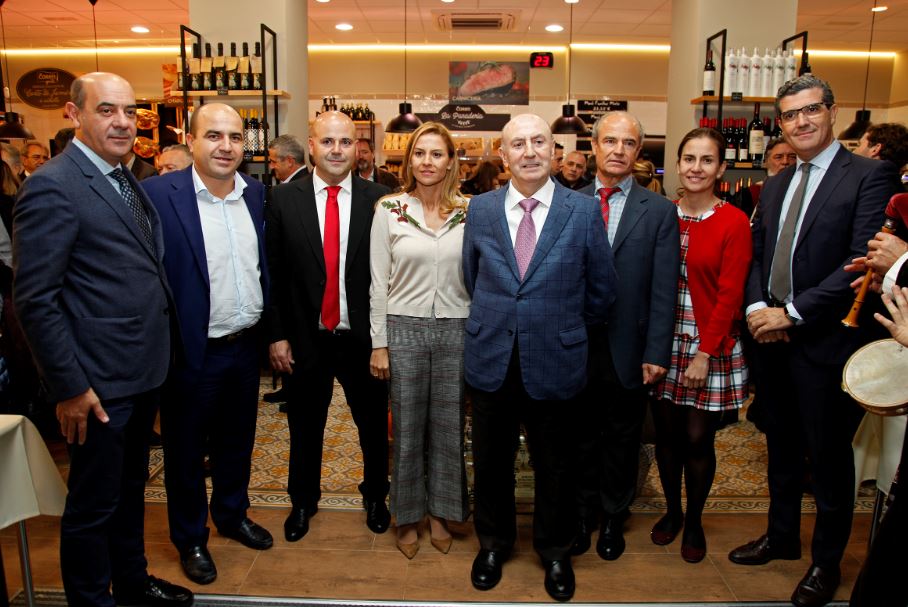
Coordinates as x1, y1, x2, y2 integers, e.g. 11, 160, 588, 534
16, 68, 76, 110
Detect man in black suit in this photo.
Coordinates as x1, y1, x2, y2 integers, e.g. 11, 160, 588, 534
124, 150, 158, 181
12, 72, 192, 607
355, 138, 400, 191
729, 74, 900, 607
268, 134, 309, 185
266, 111, 391, 542
574, 111, 679, 560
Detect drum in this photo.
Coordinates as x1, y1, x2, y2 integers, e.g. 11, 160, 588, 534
842, 338, 908, 416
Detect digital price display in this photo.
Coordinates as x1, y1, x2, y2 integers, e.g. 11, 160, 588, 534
530, 52, 555, 69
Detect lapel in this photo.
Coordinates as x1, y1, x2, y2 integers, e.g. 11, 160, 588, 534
491, 188, 521, 281
346, 176, 370, 275
521, 185, 572, 284
169, 171, 210, 287
296, 176, 327, 276
795, 146, 849, 250
611, 182, 647, 253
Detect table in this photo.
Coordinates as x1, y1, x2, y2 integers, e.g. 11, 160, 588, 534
0, 415, 67, 607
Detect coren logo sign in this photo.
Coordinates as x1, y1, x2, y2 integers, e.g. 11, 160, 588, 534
16, 68, 76, 110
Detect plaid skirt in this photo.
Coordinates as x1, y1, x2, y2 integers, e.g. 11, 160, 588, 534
653, 332, 749, 411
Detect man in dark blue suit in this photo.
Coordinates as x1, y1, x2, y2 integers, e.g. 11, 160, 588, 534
729, 75, 900, 607
13, 72, 192, 607
574, 112, 679, 560
463, 113, 617, 601
143, 103, 272, 586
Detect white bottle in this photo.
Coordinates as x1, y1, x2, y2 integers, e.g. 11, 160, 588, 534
784, 49, 797, 83
749, 47, 763, 98
724, 49, 738, 98
761, 48, 774, 97
737, 47, 751, 96
772, 47, 786, 94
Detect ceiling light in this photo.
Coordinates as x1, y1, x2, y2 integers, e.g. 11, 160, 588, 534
441, 0, 455, 3
545, 24, 564, 33
565, 0, 580, 3
131, 25, 149, 34
316, 0, 330, 3
335, 23, 353, 31
871, 5, 887, 11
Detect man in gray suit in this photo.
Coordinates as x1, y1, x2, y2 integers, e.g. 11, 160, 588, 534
573, 112, 680, 561
12, 72, 192, 607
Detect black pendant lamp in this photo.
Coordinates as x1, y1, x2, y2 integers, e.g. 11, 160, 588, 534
839, 0, 878, 140
551, 1, 588, 136
0, 0, 34, 139
386, 0, 422, 133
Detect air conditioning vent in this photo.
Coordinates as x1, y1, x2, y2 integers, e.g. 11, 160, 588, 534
43, 16, 80, 22
436, 12, 519, 32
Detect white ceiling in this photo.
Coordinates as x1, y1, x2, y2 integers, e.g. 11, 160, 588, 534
0, 0, 905, 52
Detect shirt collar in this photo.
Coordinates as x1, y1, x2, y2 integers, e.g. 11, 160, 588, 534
506, 178, 555, 210
313, 169, 353, 195
191, 166, 247, 202
594, 173, 635, 195
71, 137, 122, 174
796, 140, 840, 172
282, 166, 306, 183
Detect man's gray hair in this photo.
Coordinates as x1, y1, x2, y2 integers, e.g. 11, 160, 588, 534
162, 144, 192, 158
590, 111, 645, 144
269, 134, 307, 165
775, 74, 835, 113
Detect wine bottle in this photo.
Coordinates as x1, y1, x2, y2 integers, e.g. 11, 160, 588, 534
724, 49, 738, 98
799, 51, 812, 76
226, 43, 239, 90
245, 109, 258, 160
213, 43, 226, 92
174, 51, 185, 92
772, 47, 786, 93
703, 49, 716, 96
762, 116, 772, 150
771, 117, 782, 139
201, 43, 213, 91
737, 48, 750, 97
239, 42, 251, 91
784, 49, 797, 83
188, 43, 202, 91
251, 42, 263, 91
258, 111, 266, 154
761, 48, 774, 98
738, 119, 750, 163
748, 103, 765, 165
749, 47, 762, 98
724, 119, 738, 163
364, 103, 373, 121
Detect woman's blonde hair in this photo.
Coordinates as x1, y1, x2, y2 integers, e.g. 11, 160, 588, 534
401, 122, 468, 216
0, 160, 20, 197
632, 160, 661, 193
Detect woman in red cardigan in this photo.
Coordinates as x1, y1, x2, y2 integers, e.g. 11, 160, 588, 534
651, 127, 753, 563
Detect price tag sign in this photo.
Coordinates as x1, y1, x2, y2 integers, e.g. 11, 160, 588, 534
530, 52, 554, 69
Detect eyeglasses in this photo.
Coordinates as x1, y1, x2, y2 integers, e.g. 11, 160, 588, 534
779, 102, 833, 123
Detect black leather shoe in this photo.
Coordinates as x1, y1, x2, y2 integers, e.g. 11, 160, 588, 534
284, 506, 317, 542
569, 518, 595, 556
791, 564, 840, 607
728, 534, 801, 565
117, 575, 194, 606
543, 560, 575, 602
364, 498, 391, 534
471, 549, 508, 591
263, 387, 288, 403
596, 518, 625, 561
220, 518, 273, 550
179, 545, 216, 585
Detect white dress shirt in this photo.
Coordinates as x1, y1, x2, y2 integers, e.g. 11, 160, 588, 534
505, 178, 555, 246
192, 168, 263, 337
281, 166, 307, 184
883, 251, 908, 294
593, 173, 635, 245
312, 170, 353, 330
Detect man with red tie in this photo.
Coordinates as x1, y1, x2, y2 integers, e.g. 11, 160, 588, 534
266, 111, 392, 543
574, 111, 680, 560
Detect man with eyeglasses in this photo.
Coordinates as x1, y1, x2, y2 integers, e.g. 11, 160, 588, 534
21, 141, 49, 178
730, 74, 900, 607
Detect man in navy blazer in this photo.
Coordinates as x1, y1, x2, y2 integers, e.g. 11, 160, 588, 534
463, 114, 617, 602
13, 72, 192, 607
143, 103, 273, 586
574, 112, 679, 560
729, 75, 900, 607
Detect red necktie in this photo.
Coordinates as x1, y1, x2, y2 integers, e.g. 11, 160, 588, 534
321, 185, 341, 330
598, 186, 620, 230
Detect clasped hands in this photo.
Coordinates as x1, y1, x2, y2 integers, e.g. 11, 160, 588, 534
746, 307, 793, 343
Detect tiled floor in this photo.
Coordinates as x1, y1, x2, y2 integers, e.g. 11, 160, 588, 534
2, 504, 871, 604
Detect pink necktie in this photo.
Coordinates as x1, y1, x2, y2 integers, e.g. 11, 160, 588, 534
515, 198, 540, 280
321, 185, 341, 330
598, 186, 620, 231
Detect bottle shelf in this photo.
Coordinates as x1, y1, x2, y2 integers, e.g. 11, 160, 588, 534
184, 89, 291, 99
691, 96, 776, 104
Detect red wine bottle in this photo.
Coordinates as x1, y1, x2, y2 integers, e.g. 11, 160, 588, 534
703, 49, 716, 96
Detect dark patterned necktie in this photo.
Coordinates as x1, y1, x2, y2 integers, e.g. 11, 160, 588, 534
109, 168, 154, 250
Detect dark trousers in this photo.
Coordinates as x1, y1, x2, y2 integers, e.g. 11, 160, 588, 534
757, 341, 864, 569
470, 348, 578, 562
61, 390, 158, 607
286, 330, 389, 508
160, 333, 260, 550
576, 340, 648, 523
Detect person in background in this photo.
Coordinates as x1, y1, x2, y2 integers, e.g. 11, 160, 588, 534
738, 138, 797, 221
729, 74, 899, 607
853, 122, 908, 188
143, 103, 273, 586
0, 157, 20, 233
123, 150, 158, 181
21, 141, 49, 178
157, 144, 193, 175
267, 134, 309, 185
572, 111, 679, 563
369, 122, 470, 559
632, 159, 665, 194
460, 160, 500, 196
356, 137, 401, 191
554, 150, 591, 191
463, 113, 616, 602
54, 127, 76, 154
551, 142, 565, 176
267, 111, 392, 543
651, 127, 752, 564
1, 143, 23, 180
12, 71, 192, 607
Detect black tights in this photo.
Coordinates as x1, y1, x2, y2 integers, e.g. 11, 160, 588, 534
652, 399, 721, 532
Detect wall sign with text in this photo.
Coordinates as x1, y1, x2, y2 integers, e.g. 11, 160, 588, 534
16, 68, 77, 110
416, 104, 511, 132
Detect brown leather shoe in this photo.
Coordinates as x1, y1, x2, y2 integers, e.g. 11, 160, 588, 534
791, 564, 840, 607
728, 534, 801, 565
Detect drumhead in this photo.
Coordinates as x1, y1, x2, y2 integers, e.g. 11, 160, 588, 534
843, 338, 908, 416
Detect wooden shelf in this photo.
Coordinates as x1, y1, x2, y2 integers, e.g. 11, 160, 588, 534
691, 96, 775, 104
353, 120, 380, 125
184, 89, 291, 99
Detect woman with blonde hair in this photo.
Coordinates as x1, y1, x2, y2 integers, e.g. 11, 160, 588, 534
633, 159, 664, 194
369, 121, 470, 558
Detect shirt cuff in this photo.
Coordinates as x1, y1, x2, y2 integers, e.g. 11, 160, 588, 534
745, 302, 767, 316
786, 303, 805, 325
882, 252, 908, 294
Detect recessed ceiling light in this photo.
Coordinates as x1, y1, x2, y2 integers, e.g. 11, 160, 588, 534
564, 0, 580, 4
545, 24, 564, 32
316, 0, 330, 3
131, 25, 149, 34
871, 5, 887, 11
336, 23, 354, 31
441, 0, 455, 3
